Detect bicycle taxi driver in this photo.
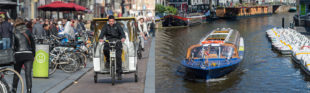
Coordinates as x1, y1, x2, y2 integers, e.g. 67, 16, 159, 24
99, 15, 126, 80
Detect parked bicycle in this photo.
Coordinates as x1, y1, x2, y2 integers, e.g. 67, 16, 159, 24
49, 46, 80, 75
0, 67, 24, 93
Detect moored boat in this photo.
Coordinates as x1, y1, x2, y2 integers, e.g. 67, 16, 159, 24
162, 15, 206, 27
266, 27, 310, 76
289, 7, 297, 12
292, 46, 310, 74
181, 28, 244, 80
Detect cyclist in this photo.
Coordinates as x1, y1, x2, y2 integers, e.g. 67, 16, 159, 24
99, 15, 125, 80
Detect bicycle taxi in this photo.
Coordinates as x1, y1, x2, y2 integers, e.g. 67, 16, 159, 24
92, 17, 139, 85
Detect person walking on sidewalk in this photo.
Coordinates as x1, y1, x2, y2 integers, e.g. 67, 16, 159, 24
99, 15, 126, 80
149, 19, 156, 37
12, 18, 36, 93
0, 17, 13, 49
138, 17, 148, 51
32, 19, 45, 44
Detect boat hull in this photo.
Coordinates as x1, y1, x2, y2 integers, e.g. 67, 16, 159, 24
162, 15, 204, 27
291, 55, 301, 65
300, 63, 310, 75
184, 62, 239, 80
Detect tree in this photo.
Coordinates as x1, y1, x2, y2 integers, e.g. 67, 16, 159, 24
165, 6, 178, 15
156, 4, 166, 13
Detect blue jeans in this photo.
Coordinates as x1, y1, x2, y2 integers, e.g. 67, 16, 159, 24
2, 38, 11, 49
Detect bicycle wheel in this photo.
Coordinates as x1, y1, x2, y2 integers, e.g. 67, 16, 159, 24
79, 53, 87, 68
49, 60, 57, 75
0, 68, 25, 93
49, 48, 58, 75
59, 53, 79, 73
111, 65, 115, 85
0, 79, 9, 93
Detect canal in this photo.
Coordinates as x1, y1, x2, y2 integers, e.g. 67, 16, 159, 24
155, 12, 310, 93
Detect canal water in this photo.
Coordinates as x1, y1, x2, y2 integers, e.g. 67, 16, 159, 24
155, 12, 310, 93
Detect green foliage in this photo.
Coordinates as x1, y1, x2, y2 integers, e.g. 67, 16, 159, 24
155, 4, 178, 15
165, 6, 178, 15
156, 4, 166, 13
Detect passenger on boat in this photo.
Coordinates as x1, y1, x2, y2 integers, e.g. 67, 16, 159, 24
208, 47, 219, 58
191, 47, 202, 58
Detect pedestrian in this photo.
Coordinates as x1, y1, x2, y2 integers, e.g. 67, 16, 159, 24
79, 20, 86, 31
137, 17, 148, 51
0, 17, 13, 49
32, 19, 45, 44
85, 20, 91, 32
12, 18, 36, 93
99, 15, 126, 80
43, 24, 50, 38
8, 18, 14, 25
26, 21, 33, 32
62, 19, 75, 40
50, 22, 58, 36
149, 20, 156, 37
44, 19, 49, 24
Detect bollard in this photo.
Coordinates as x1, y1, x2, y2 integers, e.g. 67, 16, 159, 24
282, 17, 285, 28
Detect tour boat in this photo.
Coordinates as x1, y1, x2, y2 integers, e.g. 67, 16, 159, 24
181, 28, 244, 80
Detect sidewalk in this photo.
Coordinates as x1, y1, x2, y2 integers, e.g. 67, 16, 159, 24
6, 37, 155, 93
7, 62, 93, 93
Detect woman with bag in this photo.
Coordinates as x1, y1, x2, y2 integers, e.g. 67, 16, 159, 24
12, 18, 36, 93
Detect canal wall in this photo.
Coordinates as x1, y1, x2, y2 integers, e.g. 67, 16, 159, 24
274, 5, 291, 13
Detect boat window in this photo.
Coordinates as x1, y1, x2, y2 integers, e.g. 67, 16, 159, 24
190, 46, 224, 58
207, 35, 227, 40
207, 46, 219, 58
209, 46, 219, 55
221, 46, 234, 58
190, 46, 203, 58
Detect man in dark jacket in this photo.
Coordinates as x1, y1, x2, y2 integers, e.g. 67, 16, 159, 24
32, 19, 45, 44
43, 24, 50, 37
0, 18, 13, 49
99, 15, 125, 80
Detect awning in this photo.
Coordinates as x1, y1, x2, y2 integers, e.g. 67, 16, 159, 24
38, 1, 86, 11
67, 3, 86, 11
0, 0, 17, 5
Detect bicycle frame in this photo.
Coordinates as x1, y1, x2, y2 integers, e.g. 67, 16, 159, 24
109, 41, 118, 77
